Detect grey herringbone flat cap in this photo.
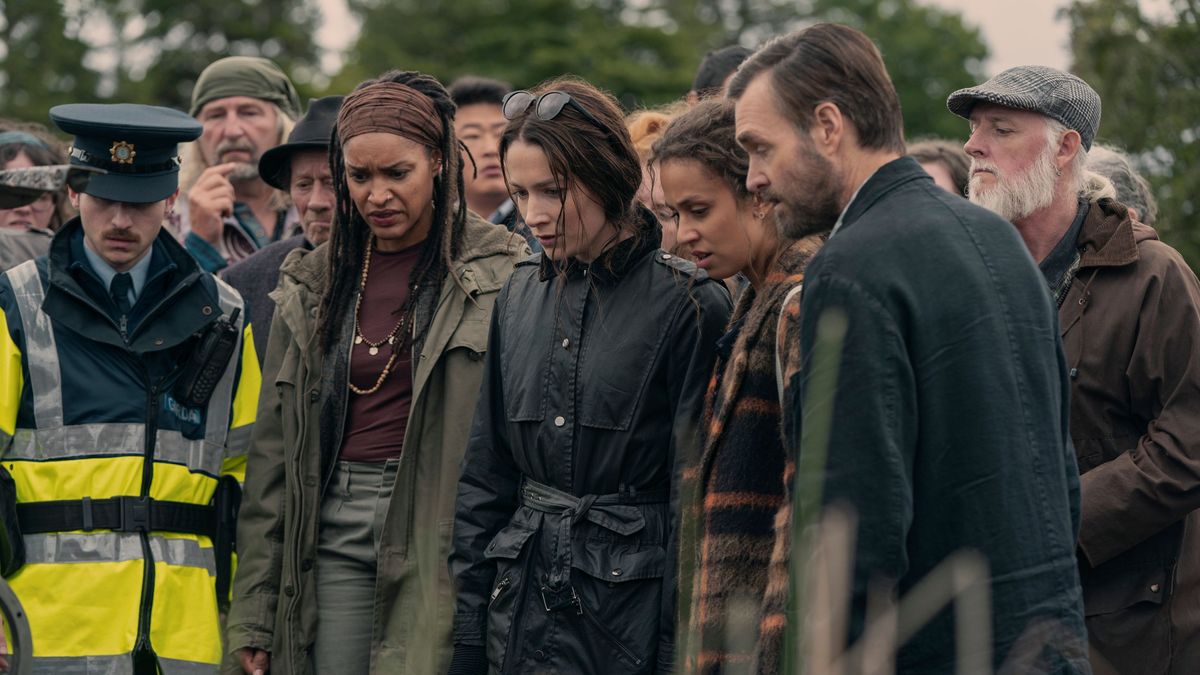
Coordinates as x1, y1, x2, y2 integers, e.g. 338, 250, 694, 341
947, 65, 1101, 150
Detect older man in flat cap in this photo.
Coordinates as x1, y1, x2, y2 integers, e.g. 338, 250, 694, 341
0, 103, 261, 674
174, 56, 302, 273
950, 66, 1200, 675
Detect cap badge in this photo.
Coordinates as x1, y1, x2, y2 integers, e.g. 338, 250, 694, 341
110, 141, 136, 165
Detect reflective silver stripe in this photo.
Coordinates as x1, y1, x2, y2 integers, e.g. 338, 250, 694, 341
32, 655, 133, 675
203, 278, 243, 451
224, 423, 252, 459
31, 655, 217, 675
159, 657, 220, 675
23, 532, 216, 573
5, 261, 63, 427
7, 425, 223, 477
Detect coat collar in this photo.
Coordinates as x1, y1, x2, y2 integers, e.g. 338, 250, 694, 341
537, 207, 660, 284
837, 156, 927, 235
1076, 198, 1156, 270
44, 216, 216, 351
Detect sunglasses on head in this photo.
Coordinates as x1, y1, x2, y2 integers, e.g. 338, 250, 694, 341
502, 90, 609, 137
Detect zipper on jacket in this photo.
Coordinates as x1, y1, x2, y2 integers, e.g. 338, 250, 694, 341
579, 598, 645, 667
132, 373, 160, 664
501, 550, 537, 675
489, 575, 512, 610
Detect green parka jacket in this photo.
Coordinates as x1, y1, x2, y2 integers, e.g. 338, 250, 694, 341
224, 213, 526, 674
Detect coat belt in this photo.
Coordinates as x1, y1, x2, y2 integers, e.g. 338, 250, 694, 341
517, 476, 666, 612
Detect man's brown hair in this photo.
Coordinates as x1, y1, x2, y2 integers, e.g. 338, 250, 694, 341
728, 23, 905, 154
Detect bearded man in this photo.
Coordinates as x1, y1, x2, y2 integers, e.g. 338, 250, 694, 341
173, 56, 301, 273
950, 66, 1200, 675
731, 24, 1088, 673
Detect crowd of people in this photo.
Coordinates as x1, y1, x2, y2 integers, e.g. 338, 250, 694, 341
0, 19, 1197, 675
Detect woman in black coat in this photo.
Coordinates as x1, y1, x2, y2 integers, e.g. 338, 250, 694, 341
447, 78, 731, 675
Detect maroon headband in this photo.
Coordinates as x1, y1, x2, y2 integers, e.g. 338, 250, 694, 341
336, 81, 441, 150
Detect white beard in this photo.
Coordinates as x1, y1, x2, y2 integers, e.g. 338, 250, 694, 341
968, 144, 1058, 223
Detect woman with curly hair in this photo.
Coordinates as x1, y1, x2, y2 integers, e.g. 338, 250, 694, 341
652, 98, 825, 674
226, 70, 526, 674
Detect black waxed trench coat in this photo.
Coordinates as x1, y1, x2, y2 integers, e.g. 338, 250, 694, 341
449, 226, 732, 675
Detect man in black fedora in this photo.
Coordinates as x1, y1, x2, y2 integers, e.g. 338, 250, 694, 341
221, 95, 342, 358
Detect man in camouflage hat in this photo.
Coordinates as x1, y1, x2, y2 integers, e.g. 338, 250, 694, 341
0, 164, 96, 271
174, 56, 302, 272
951, 65, 1200, 674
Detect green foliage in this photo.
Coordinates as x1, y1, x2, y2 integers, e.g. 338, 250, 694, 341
0, 0, 98, 123
333, 0, 987, 140
332, 0, 725, 107
810, 0, 989, 142
1065, 0, 1200, 269
2, 0, 989, 146
92, 0, 323, 110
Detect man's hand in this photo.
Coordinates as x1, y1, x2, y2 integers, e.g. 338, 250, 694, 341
187, 162, 239, 246
236, 647, 270, 675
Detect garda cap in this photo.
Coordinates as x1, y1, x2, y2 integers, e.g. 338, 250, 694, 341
49, 103, 202, 204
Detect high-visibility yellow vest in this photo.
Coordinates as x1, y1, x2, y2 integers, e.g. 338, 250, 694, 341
0, 259, 259, 674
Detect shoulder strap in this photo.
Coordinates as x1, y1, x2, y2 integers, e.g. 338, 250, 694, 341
776, 284, 805, 406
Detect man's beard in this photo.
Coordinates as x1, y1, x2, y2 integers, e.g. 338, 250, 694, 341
968, 143, 1057, 222
769, 144, 843, 240
215, 140, 262, 183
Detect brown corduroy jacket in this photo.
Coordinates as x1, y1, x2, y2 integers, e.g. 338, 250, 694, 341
1066, 199, 1200, 674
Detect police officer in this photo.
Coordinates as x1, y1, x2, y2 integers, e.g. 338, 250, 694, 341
0, 103, 260, 674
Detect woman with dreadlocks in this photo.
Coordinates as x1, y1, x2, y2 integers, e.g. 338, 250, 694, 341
447, 78, 730, 675
226, 70, 526, 675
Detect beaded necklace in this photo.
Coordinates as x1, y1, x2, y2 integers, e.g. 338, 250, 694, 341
348, 236, 416, 395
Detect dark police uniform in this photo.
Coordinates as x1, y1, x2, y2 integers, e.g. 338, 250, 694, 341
0, 104, 260, 674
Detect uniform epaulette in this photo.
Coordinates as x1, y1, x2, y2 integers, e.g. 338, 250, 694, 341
652, 250, 710, 281
515, 252, 543, 268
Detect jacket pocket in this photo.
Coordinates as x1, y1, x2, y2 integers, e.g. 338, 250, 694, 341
569, 543, 666, 672
483, 524, 537, 673
1083, 563, 1173, 674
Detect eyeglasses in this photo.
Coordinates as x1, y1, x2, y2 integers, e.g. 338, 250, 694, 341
502, 90, 608, 137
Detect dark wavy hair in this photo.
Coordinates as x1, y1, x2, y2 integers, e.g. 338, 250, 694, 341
320, 70, 467, 353
499, 77, 645, 266
649, 98, 751, 203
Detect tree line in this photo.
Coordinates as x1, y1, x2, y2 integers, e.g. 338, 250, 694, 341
2, 0, 1196, 268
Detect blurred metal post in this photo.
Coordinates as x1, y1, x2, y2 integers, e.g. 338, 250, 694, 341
784, 308, 847, 674
0, 577, 32, 675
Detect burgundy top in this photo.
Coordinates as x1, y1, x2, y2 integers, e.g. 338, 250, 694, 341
339, 244, 421, 462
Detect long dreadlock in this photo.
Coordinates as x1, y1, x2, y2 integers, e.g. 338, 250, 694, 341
320, 70, 468, 354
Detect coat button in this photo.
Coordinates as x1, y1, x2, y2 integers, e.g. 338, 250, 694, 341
554, 416, 565, 427
561, 338, 570, 349
1151, 583, 1161, 592
310, 390, 319, 401
534, 649, 547, 661
611, 568, 622, 577
202, 306, 213, 316
154, 338, 164, 346
661, 254, 672, 260
284, 584, 295, 596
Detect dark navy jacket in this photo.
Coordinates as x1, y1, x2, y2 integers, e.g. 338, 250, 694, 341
789, 158, 1089, 673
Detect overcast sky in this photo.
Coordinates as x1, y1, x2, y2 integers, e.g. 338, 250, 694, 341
312, 0, 1174, 78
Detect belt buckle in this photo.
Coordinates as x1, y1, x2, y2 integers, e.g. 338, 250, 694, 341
540, 584, 582, 615
118, 496, 151, 532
